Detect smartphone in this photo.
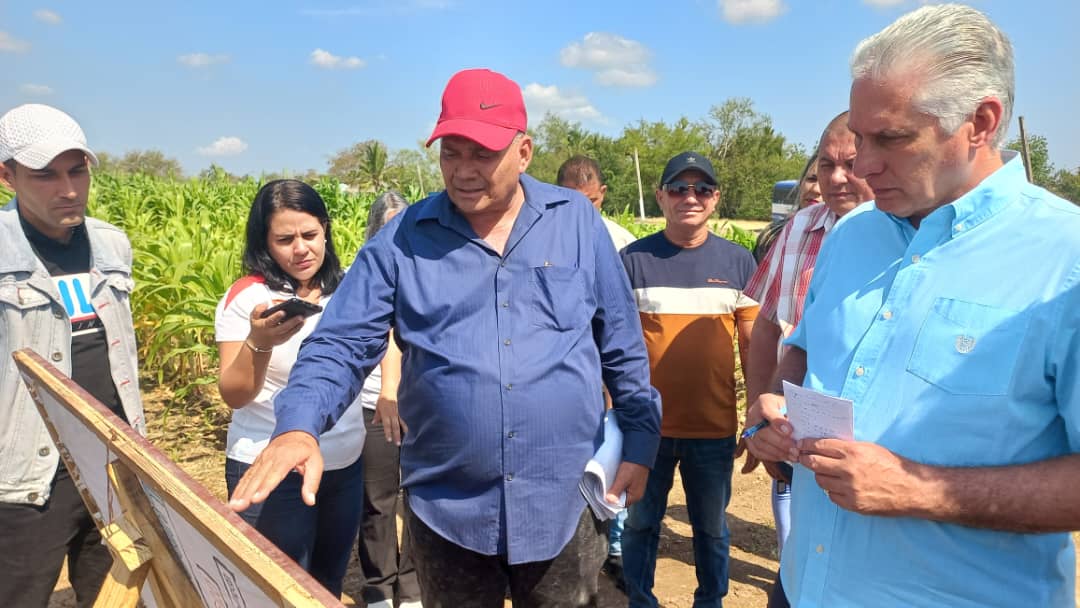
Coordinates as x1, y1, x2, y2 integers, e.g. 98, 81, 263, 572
260, 297, 323, 320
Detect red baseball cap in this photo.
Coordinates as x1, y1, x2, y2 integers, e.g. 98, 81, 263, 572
426, 68, 528, 151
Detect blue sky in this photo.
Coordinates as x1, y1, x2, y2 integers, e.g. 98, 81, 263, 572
4, 0, 1078, 176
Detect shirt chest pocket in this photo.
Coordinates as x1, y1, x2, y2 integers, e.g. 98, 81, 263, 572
906, 298, 1030, 396
529, 266, 589, 331
0, 283, 53, 311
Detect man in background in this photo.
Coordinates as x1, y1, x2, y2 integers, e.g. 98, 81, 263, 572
740, 111, 874, 581
0, 104, 146, 607
558, 155, 636, 251
621, 152, 758, 608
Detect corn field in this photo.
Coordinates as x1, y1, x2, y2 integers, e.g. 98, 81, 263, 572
2, 172, 755, 413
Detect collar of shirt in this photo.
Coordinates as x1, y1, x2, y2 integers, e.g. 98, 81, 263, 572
808, 203, 838, 234
882, 151, 1025, 241
413, 175, 572, 254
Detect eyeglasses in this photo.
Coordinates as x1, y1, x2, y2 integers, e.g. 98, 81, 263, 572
663, 180, 717, 198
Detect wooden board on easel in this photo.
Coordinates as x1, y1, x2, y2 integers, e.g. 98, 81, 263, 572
14, 348, 343, 608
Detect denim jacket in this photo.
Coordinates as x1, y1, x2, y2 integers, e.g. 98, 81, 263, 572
0, 199, 145, 506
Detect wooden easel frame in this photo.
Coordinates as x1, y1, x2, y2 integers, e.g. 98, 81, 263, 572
15, 348, 343, 608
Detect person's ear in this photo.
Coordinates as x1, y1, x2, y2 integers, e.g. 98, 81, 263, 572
0, 163, 13, 190
969, 97, 1004, 148
516, 135, 533, 172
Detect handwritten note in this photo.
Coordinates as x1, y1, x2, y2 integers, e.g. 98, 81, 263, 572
782, 381, 854, 441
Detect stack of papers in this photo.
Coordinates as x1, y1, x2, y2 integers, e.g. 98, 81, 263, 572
580, 413, 625, 521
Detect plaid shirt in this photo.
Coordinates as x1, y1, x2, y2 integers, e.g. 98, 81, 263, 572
744, 203, 837, 359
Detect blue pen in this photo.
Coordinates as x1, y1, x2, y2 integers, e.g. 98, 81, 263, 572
740, 419, 770, 440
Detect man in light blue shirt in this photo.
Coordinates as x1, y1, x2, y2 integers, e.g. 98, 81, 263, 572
229, 68, 662, 607
745, 5, 1080, 607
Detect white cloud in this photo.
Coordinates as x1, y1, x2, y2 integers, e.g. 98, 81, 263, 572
719, 0, 787, 24
33, 9, 62, 24
0, 32, 30, 53
522, 83, 603, 123
19, 83, 53, 95
178, 53, 230, 68
560, 33, 657, 88
310, 48, 366, 70
197, 136, 248, 157
596, 68, 657, 88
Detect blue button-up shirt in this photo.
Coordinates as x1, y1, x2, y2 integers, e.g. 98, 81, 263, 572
274, 175, 662, 564
784, 156, 1080, 607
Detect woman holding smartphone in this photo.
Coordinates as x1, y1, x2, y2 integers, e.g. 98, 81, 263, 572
215, 179, 365, 598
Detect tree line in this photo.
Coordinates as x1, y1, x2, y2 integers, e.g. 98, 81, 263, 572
95, 98, 1080, 220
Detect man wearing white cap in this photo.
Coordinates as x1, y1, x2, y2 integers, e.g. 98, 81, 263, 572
0, 104, 145, 607
231, 68, 662, 607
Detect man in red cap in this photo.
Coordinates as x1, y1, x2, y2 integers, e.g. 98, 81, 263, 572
230, 68, 662, 607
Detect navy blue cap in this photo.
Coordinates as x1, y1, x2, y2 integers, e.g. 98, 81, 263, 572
660, 151, 717, 186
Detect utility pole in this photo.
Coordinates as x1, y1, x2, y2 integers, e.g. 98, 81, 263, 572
1017, 116, 1034, 183
633, 148, 646, 220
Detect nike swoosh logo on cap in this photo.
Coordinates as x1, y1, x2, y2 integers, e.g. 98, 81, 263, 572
480, 102, 502, 110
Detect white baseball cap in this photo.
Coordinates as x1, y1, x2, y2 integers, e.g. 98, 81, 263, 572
0, 104, 98, 170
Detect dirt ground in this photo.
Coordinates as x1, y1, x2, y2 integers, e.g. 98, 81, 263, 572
50, 391, 1080, 608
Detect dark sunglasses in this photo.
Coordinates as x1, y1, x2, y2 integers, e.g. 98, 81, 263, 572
663, 180, 717, 197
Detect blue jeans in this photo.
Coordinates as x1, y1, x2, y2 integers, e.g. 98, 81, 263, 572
772, 478, 791, 557
609, 508, 628, 556
225, 456, 364, 598
623, 436, 735, 608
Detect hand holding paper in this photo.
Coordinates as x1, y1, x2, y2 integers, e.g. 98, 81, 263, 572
580, 413, 625, 520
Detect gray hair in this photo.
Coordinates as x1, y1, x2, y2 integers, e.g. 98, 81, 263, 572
365, 190, 409, 241
850, 3, 1014, 148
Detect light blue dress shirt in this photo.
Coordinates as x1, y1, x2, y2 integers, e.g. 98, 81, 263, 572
273, 175, 662, 565
784, 156, 1080, 607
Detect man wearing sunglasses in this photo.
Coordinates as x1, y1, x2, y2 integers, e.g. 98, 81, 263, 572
620, 152, 759, 608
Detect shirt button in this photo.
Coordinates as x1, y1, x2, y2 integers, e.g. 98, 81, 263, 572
507, 431, 515, 439
51, 352, 63, 362
28, 492, 38, 502
911, 254, 921, 264
503, 339, 511, 346
500, 261, 507, 268
505, 383, 512, 390
506, 473, 514, 481
38, 447, 50, 457
501, 301, 509, 308
816, 544, 824, 554
52, 308, 65, 319
855, 366, 865, 377
882, 310, 893, 320
955, 222, 965, 231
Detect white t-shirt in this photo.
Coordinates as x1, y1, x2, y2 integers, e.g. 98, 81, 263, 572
603, 217, 637, 251
215, 276, 368, 469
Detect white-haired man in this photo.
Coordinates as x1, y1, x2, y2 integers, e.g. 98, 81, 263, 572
746, 5, 1080, 607
0, 104, 145, 606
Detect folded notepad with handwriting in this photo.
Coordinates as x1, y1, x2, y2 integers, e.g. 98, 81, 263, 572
580, 412, 625, 521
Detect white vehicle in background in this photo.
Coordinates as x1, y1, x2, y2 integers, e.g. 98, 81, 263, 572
770, 179, 798, 221
754, 179, 799, 262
